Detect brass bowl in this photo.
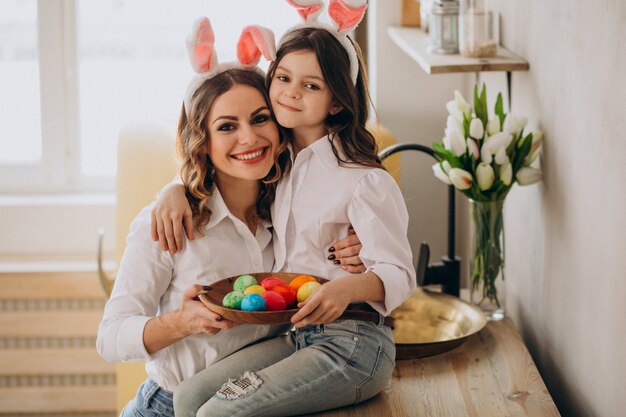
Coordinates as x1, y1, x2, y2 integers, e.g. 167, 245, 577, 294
392, 289, 487, 359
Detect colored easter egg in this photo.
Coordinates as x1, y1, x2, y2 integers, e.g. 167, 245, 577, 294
241, 293, 266, 311
260, 277, 285, 291
297, 281, 321, 303
261, 291, 287, 311
222, 291, 245, 309
271, 284, 297, 307
233, 274, 258, 292
243, 285, 266, 295
289, 274, 317, 290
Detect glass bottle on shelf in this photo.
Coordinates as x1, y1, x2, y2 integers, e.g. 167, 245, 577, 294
427, 0, 459, 54
459, 0, 497, 58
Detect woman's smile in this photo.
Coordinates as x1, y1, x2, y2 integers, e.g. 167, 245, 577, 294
230, 146, 269, 163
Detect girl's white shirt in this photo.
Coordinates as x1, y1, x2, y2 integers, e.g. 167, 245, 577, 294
272, 135, 416, 316
96, 188, 288, 392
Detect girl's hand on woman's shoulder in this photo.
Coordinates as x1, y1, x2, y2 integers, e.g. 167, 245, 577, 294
177, 284, 237, 336
151, 182, 194, 254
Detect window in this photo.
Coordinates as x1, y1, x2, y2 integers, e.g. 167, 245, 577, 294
0, 0, 40, 164
0, 0, 301, 192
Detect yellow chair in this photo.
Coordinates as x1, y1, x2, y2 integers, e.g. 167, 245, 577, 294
368, 122, 400, 184
99, 122, 178, 413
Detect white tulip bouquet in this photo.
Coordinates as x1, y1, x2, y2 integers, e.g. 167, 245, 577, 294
432, 84, 543, 318
432, 84, 543, 197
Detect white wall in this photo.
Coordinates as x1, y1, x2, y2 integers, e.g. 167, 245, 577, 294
495, 2, 626, 416
371, 1, 626, 416
368, 0, 471, 281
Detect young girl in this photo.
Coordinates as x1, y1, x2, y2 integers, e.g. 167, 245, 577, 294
97, 19, 294, 417
159, 2, 417, 416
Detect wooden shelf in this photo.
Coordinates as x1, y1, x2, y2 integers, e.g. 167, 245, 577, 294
387, 26, 529, 74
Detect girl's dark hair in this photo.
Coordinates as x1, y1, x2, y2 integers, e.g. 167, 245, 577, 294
177, 68, 290, 234
267, 27, 383, 169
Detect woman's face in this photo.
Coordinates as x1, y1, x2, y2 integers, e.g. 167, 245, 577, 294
206, 84, 279, 183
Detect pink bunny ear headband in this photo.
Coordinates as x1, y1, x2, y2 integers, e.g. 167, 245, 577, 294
283, 0, 367, 84
184, 17, 276, 114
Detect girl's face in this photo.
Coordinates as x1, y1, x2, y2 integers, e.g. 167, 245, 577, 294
269, 50, 342, 140
206, 84, 279, 183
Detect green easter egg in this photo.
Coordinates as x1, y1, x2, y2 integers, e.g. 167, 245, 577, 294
233, 274, 258, 292
222, 291, 245, 309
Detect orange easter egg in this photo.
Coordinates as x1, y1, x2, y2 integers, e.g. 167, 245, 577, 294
289, 274, 317, 290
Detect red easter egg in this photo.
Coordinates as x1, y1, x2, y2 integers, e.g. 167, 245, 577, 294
261, 291, 287, 311
260, 277, 286, 291
271, 284, 297, 307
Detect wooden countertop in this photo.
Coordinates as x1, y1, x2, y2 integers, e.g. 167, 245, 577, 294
310, 317, 560, 416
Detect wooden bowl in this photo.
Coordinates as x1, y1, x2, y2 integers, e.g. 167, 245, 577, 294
198, 272, 327, 324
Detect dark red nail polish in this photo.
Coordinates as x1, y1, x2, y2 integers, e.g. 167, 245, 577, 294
327, 254, 336, 260
202, 285, 212, 291
215, 316, 223, 322
328, 246, 335, 252
333, 260, 341, 265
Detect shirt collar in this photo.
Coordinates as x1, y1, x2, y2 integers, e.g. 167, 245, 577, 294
204, 187, 272, 232
293, 133, 346, 173
204, 187, 230, 231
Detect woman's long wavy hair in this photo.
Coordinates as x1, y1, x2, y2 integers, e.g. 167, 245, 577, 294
267, 28, 383, 169
177, 69, 290, 234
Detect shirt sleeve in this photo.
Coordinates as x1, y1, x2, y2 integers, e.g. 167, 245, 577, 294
348, 170, 416, 316
96, 205, 174, 363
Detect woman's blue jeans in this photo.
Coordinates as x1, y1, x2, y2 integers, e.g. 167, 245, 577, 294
174, 319, 396, 417
120, 378, 174, 417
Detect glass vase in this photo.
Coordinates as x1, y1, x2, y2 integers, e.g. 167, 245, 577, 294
459, 0, 497, 58
469, 199, 505, 320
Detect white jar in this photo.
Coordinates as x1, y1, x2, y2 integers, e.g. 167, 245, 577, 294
459, 0, 497, 58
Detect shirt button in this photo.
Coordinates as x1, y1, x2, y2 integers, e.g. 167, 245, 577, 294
353, 336, 359, 341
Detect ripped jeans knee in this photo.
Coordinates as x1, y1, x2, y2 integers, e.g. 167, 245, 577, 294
196, 371, 265, 417
215, 371, 262, 400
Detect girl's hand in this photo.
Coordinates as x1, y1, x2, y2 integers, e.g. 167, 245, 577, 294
290, 280, 352, 329
151, 182, 194, 254
328, 226, 365, 273
178, 285, 236, 336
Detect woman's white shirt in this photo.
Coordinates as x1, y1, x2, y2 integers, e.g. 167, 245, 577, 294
97, 188, 284, 392
272, 135, 416, 316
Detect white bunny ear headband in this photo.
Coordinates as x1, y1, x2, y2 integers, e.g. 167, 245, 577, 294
283, 0, 367, 85
184, 17, 276, 115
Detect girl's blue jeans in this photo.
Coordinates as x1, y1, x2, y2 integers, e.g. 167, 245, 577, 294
174, 318, 396, 417
120, 378, 174, 417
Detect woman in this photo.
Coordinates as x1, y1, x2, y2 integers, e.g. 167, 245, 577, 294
97, 65, 292, 417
